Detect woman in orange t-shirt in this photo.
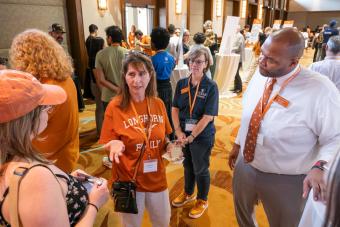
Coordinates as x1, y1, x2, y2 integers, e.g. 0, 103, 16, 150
128, 25, 136, 49
99, 52, 172, 227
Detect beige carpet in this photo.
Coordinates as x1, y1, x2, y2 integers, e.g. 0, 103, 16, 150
76, 50, 313, 227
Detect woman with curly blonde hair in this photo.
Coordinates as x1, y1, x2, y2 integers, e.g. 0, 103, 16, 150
10, 29, 79, 173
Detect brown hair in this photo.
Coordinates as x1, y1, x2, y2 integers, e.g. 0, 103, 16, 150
189, 47, 211, 73
0, 106, 49, 173
9, 29, 73, 81
119, 52, 157, 109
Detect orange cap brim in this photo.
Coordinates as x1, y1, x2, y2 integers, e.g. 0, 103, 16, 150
40, 84, 67, 106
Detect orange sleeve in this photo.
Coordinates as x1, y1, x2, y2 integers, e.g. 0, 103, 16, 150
99, 103, 119, 144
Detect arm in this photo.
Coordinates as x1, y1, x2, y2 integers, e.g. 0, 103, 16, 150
172, 107, 186, 143
302, 88, 340, 201
186, 115, 214, 143
75, 179, 109, 227
18, 167, 70, 227
93, 68, 120, 93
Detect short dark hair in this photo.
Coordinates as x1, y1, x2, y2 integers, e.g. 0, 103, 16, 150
105, 26, 123, 43
193, 32, 206, 44
151, 27, 170, 50
135, 29, 143, 37
89, 24, 98, 33
167, 24, 176, 34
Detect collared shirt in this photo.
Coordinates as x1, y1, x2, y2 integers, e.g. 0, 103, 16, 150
173, 75, 219, 138
309, 56, 340, 92
236, 65, 340, 174
151, 51, 176, 80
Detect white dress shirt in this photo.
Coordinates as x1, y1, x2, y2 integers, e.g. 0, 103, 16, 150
309, 57, 340, 92
167, 35, 179, 59
236, 65, 340, 174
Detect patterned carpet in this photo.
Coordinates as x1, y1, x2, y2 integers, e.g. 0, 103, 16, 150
76, 50, 313, 227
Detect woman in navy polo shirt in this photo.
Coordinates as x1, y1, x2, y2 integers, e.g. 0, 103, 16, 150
171, 48, 219, 218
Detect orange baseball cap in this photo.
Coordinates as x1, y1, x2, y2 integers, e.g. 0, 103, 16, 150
0, 69, 67, 123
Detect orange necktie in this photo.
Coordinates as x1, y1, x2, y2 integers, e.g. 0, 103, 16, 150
243, 78, 277, 163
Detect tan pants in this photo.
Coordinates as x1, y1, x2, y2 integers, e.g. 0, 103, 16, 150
120, 189, 170, 227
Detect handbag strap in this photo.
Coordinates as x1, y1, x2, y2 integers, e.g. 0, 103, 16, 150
115, 142, 146, 182
132, 142, 146, 181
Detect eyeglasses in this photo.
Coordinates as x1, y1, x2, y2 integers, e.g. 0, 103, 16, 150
189, 59, 207, 65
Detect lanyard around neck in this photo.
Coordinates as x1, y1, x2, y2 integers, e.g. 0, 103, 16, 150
188, 76, 201, 118
260, 67, 301, 118
130, 98, 152, 146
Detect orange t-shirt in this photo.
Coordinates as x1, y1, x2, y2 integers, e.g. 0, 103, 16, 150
128, 32, 135, 49
141, 35, 155, 56
33, 77, 79, 173
99, 96, 172, 192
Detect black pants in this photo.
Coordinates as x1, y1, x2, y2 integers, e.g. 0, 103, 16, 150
72, 73, 85, 111
234, 62, 242, 92
183, 136, 214, 201
83, 68, 94, 99
157, 79, 174, 139
313, 47, 318, 62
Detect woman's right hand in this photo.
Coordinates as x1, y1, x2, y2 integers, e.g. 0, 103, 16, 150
104, 140, 125, 164
175, 130, 187, 147
88, 178, 110, 209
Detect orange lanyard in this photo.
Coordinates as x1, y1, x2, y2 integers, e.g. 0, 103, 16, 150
260, 67, 301, 118
188, 76, 201, 118
130, 98, 152, 150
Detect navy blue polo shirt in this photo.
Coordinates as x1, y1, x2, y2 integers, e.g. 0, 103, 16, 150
173, 75, 219, 138
322, 27, 339, 44
151, 51, 176, 80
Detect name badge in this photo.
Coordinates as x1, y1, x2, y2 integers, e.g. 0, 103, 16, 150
256, 134, 264, 146
185, 119, 197, 132
274, 95, 290, 108
143, 159, 158, 173
181, 87, 189, 94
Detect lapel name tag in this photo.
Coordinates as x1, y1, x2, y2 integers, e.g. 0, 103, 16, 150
185, 119, 197, 132
181, 87, 189, 94
274, 95, 290, 108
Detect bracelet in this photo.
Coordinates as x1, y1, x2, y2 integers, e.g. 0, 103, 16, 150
311, 160, 327, 171
88, 202, 99, 212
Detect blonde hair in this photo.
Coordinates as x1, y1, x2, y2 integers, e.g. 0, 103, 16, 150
0, 106, 49, 173
9, 29, 73, 81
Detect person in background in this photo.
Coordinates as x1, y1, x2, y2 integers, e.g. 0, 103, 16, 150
48, 23, 85, 112
312, 26, 322, 62
228, 28, 340, 227
203, 20, 218, 78
182, 29, 191, 55
167, 24, 180, 59
175, 27, 181, 37
321, 20, 339, 60
151, 27, 176, 139
171, 48, 219, 219
231, 26, 245, 93
243, 24, 251, 41
10, 29, 80, 173
0, 69, 109, 227
85, 24, 105, 137
128, 25, 137, 49
301, 27, 309, 51
0, 57, 8, 70
310, 35, 340, 92
135, 29, 154, 56
184, 32, 214, 79
94, 25, 128, 112
100, 52, 172, 227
